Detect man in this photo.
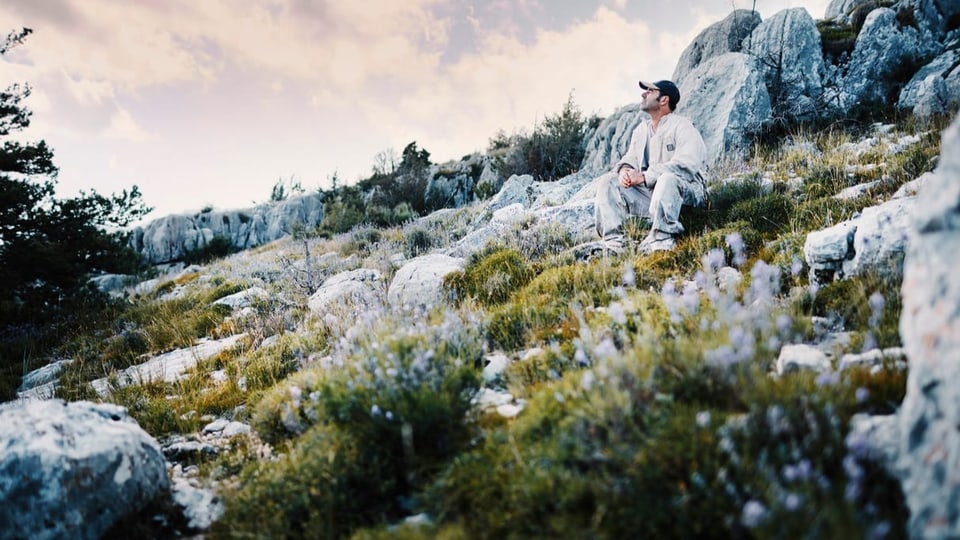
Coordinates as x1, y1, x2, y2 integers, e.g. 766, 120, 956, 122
594, 79, 708, 254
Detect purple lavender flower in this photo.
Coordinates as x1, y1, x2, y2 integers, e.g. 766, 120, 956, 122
741, 500, 768, 528
703, 248, 726, 272
726, 232, 746, 267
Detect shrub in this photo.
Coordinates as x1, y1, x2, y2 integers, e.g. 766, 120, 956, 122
444, 248, 536, 307
222, 314, 484, 539
491, 93, 591, 182
810, 271, 903, 349
181, 236, 238, 265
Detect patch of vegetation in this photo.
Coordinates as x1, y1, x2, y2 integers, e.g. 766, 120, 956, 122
444, 248, 537, 307
181, 236, 239, 265
810, 271, 903, 348
218, 315, 484, 540
488, 93, 597, 182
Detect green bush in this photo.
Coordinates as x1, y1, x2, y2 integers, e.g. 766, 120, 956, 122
444, 248, 536, 307
490, 94, 593, 182
181, 236, 237, 264
222, 315, 484, 539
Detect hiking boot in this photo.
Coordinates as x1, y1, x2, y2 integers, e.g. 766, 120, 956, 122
638, 231, 676, 254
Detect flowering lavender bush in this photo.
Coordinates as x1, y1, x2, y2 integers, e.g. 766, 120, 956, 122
223, 311, 483, 539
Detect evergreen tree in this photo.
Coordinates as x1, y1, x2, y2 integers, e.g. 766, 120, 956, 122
0, 28, 152, 327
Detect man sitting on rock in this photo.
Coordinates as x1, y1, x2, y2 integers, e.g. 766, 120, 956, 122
594, 79, 708, 254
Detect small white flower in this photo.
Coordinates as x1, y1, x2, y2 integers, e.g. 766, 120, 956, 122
696, 411, 711, 428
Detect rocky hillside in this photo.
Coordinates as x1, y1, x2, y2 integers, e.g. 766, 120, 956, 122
2, 1, 960, 539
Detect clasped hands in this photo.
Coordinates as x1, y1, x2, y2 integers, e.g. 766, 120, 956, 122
619, 167, 645, 188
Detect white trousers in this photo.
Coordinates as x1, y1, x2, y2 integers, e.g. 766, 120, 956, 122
594, 171, 705, 241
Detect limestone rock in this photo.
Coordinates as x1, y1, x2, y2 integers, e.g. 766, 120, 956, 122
776, 343, 832, 375
841, 196, 914, 279
387, 254, 464, 309
742, 8, 825, 120
673, 9, 762, 87
307, 268, 384, 315
895, 113, 960, 538
487, 174, 534, 212
840, 8, 937, 109
424, 155, 484, 211
677, 52, 772, 164
579, 104, 644, 175
129, 193, 324, 264
0, 400, 169, 540
898, 48, 960, 118
803, 216, 857, 284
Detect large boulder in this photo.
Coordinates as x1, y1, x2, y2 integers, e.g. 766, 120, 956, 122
803, 175, 927, 285
307, 268, 384, 316
895, 114, 960, 538
424, 155, 485, 211
839, 7, 937, 109
0, 400, 169, 540
387, 254, 464, 309
579, 104, 644, 176
673, 9, 762, 87
742, 7, 825, 120
129, 193, 325, 264
677, 52, 772, 164
897, 0, 960, 38
897, 48, 960, 118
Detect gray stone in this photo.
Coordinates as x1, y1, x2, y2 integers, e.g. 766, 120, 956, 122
776, 343, 832, 375
841, 196, 915, 279
424, 155, 483, 210
898, 49, 960, 118
487, 174, 534, 211
580, 104, 644, 175
677, 52, 772, 164
839, 8, 937, 109
803, 219, 857, 284
0, 400, 169, 540
18, 359, 73, 394
673, 9, 762, 87
307, 268, 384, 315
742, 8, 825, 120
839, 347, 908, 370
213, 286, 271, 309
89, 334, 248, 396
895, 113, 960, 538
387, 254, 464, 309
128, 193, 325, 264
89, 273, 135, 295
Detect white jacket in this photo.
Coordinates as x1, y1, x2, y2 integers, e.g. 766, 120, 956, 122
614, 113, 707, 187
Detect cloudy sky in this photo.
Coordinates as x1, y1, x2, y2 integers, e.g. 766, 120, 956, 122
1, 0, 829, 221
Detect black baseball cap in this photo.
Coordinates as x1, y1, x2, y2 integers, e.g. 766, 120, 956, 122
639, 80, 680, 111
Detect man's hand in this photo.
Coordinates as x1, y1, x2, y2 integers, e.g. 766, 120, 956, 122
619, 167, 644, 188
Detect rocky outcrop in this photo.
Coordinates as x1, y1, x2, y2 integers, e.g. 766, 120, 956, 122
579, 104, 644, 175
129, 193, 325, 264
895, 109, 960, 538
742, 8, 825, 120
0, 400, 169, 540
897, 48, 960, 117
678, 52, 772, 163
899, 0, 960, 37
672, 9, 762, 87
838, 8, 937, 109
424, 155, 486, 211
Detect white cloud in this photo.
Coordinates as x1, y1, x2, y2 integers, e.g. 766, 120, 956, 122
103, 107, 152, 141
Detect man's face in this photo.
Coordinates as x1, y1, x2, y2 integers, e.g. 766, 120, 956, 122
641, 88, 662, 111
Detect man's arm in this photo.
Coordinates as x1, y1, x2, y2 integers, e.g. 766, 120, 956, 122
614, 124, 647, 174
